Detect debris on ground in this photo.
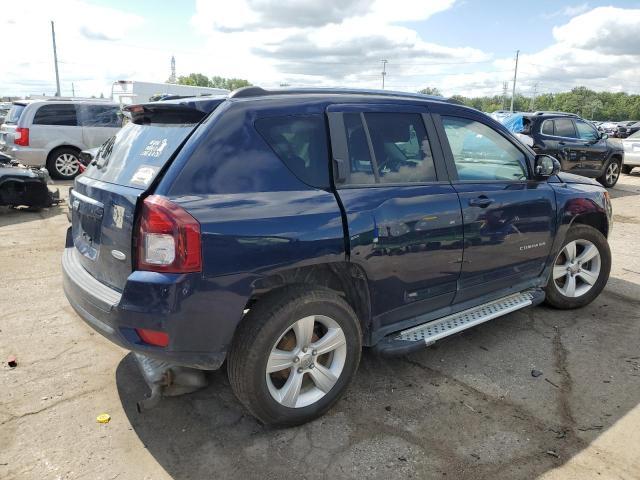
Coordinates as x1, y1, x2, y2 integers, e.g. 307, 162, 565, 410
546, 450, 560, 458
544, 378, 560, 388
531, 369, 543, 377
96, 413, 111, 424
7, 355, 17, 368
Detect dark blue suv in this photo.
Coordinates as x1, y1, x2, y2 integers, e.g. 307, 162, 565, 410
63, 88, 613, 426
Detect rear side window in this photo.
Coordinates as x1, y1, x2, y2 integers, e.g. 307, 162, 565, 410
78, 105, 122, 127
83, 122, 196, 188
5, 104, 25, 124
33, 104, 78, 126
553, 118, 577, 138
255, 115, 329, 189
341, 112, 437, 185
364, 112, 436, 184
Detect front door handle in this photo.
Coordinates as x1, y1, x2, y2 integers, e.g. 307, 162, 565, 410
469, 196, 494, 208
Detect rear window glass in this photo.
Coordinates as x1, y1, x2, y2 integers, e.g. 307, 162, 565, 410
33, 104, 78, 126
5, 104, 25, 124
255, 115, 329, 189
83, 122, 196, 188
78, 105, 122, 127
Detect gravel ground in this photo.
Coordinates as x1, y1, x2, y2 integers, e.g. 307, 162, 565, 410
1, 173, 640, 480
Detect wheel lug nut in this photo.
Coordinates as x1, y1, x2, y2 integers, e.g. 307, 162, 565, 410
297, 367, 303, 374
293, 356, 299, 363
309, 363, 315, 369
312, 349, 317, 356
302, 347, 308, 353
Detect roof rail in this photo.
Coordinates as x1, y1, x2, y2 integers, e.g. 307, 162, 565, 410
532, 111, 579, 117
229, 86, 449, 102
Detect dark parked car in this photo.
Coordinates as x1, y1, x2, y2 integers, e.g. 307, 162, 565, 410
62, 89, 613, 426
519, 112, 624, 187
616, 121, 640, 139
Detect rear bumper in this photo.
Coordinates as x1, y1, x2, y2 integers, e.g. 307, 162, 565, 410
62, 235, 227, 370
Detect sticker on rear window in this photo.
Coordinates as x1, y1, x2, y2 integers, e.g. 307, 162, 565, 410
141, 138, 168, 158
131, 165, 159, 186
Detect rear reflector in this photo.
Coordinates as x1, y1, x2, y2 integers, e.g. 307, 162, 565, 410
137, 195, 201, 273
14, 127, 29, 146
136, 328, 169, 347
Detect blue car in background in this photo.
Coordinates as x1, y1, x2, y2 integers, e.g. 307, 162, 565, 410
63, 88, 613, 426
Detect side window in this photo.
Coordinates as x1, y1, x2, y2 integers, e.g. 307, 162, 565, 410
363, 112, 436, 184
541, 120, 554, 135
343, 112, 376, 184
254, 114, 329, 189
80, 105, 122, 127
575, 120, 599, 141
441, 116, 527, 181
32, 104, 78, 126
554, 118, 577, 138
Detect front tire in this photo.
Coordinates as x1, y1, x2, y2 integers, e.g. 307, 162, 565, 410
47, 147, 81, 180
227, 286, 362, 427
598, 158, 621, 188
544, 225, 611, 309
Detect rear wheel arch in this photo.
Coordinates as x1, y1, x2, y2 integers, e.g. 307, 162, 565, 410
243, 263, 372, 342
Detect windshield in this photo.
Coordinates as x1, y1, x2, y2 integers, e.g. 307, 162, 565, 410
5, 104, 26, 124
83, 121, 197, 189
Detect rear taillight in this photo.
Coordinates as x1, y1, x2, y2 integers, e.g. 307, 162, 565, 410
137, 195, 201, 273
14, 127, 29, 146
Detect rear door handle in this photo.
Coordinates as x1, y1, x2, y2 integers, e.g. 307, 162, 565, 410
469, 196, 494, 208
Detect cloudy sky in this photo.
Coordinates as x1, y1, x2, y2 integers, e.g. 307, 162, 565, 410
1, 0, 639, 98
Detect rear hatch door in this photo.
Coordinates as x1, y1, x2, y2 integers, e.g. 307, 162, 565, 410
70, 99, 223, 291
0, 103, 26, 153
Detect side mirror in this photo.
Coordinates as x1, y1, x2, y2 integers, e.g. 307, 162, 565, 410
600, 132, 608, 140
534, 154, 560, 178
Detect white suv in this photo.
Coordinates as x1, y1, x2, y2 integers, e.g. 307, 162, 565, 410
0, 99, 122, 179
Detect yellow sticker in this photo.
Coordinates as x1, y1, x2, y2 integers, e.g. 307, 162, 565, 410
96, 413, 111, 424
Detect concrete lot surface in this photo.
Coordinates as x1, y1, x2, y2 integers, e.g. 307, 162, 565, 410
1, 174, 640, 480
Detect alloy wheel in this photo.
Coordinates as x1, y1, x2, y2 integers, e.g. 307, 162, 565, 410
266, 315, 347, 408
605, 162, 619, 186
552, 239, 601, 298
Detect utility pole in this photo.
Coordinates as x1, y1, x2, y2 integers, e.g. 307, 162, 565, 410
510, 49, 519, 112
51, 21, 61, 97
71, 82, 75, 97
381, 59, 388, 90
501, 81, 509, 110
169, 55, 176, 83
529, 82, 539, 112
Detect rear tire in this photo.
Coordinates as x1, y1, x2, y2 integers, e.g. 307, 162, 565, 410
544, 225, 611, 309
47, 147, 81, 180
227, 286, 362, 427
621, 165, 634, 175
598, 158, 621, 188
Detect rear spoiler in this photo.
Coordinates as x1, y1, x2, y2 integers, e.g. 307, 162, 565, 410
122, 98, 224, 125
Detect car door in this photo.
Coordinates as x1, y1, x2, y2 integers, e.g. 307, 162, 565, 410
328, 104, 463, 328
31, 103, 84, 152
574, 119, 608, 173
431, 106, 556, 303
538, 117, 585, 174
78, 104, 122, 148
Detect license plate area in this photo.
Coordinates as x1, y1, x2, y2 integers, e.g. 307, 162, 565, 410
71, 191, 104, 261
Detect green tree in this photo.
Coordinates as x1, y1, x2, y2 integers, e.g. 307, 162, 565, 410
210, 76, 252, 90
418, 87, 442, 96
176, 73, 212, 87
